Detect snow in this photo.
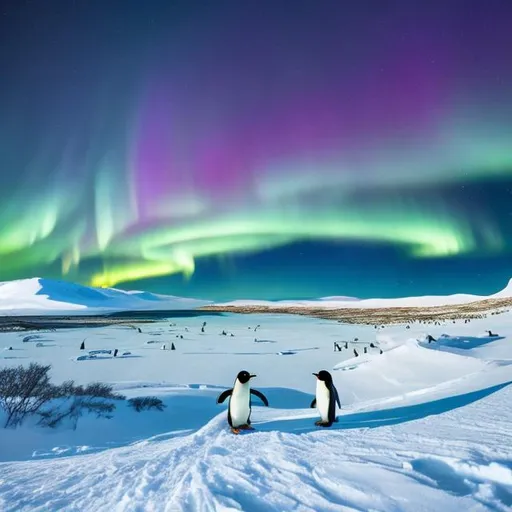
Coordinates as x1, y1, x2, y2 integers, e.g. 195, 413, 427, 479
0, 290, 512, 510
0, 278, 211, 315
216, 277, 512, 308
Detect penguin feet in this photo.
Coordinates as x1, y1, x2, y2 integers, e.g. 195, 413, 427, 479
231, 427, 241, 435
239, 424, 255, 431
315, 420, 333, 427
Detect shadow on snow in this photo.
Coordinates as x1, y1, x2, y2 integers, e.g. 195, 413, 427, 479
256, 381, 512, 434
422, 335, 505, 351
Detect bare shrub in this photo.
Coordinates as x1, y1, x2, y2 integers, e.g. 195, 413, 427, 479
128, 396, 166, 412
0, 363, 56, 428
0, 363, 125, 429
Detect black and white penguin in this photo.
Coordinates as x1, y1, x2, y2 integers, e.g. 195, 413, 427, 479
310, 370, 341, 427
217, 371, 269, 434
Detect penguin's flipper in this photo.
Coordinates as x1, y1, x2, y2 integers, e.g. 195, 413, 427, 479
333, 386, 341, 409
217, 389, 233, 404
250, 389, 269, 406
310, 398, 317, 408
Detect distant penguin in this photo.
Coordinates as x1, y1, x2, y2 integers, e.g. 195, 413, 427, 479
80, 340, 85, 350
406, 325, 410, 329
254, 325, 260, 332
379, 349, 383, 354
370, 343, 375, 348
354, 337, 359, 342
137, 327, 142, 333
363, 347, 367, 354
486, 330, 497, 337
114, 348, 118, 357
180, 335, 183, 339
344, 342, 348, 349
353, 349, 359, 357
171, 342, 176, 350
217, 371, 269, 434
310, 370, 340, 427
161, 344, 167, 350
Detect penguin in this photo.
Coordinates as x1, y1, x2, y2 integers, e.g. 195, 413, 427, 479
114, 348, 118, 357
80, 340, 85, 350
310, 370, 341, 427
344, 342, 348, 349
217, 370, 269, 434
353, 349, 359, 357
370, 342, 376, 348
137, 327, 142, 333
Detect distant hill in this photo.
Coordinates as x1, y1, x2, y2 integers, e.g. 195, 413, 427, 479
0, 278, 211, 316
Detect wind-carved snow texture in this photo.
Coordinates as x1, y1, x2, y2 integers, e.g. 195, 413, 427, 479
0, 284, 512, 511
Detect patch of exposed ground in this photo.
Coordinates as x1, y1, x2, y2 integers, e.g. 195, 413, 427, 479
201, 297, 512, 325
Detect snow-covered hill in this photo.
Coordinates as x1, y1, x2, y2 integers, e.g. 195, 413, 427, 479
0, 278, 211, 315
216, 278, 512, 309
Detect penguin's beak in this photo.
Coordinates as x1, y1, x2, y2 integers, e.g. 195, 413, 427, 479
312, 373, 319, 378
250, 374, 257, 378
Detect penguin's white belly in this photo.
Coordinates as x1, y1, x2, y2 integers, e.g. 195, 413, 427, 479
230, 385, 251, 427
316, 381, 330, 422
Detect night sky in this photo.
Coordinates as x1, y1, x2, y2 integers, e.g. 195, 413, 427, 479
1, 0, 512, 300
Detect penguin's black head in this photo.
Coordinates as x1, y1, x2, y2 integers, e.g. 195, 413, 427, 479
237, 370, 256, 383
313, 370, 332, 383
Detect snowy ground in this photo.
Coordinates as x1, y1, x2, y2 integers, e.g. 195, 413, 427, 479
0, 312, 511, 511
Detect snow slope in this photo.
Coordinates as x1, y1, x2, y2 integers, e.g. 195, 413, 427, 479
216, 277, 512, 309
0, 278, 210, 315
0, 308, 511, 510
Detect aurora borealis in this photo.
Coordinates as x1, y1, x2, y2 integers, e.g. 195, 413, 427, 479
1, 1, 512, 300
